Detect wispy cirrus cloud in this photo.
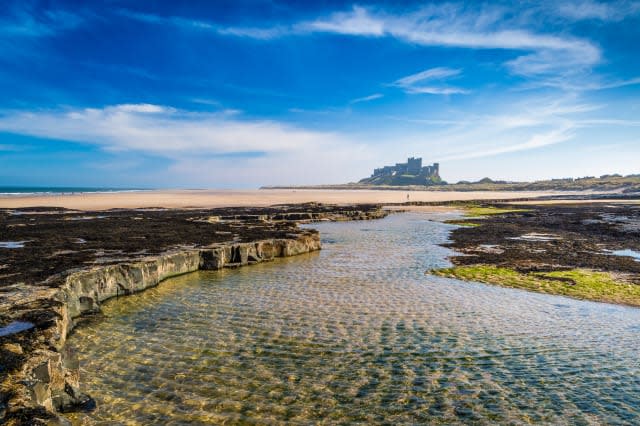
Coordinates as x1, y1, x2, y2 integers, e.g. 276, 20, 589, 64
306, 6, 600, 80
552, 0, 640, 21
392, 67, 468, 95
349, 93, 384, 104
444, 125, 576, 161
299, 6, 385, 36
387, 96, 611, 162
393, 68, 461, 86
117, 8, 287, 40
119, 5, 602, 81
521, 75, 640, 92
406, 87, 470, 95
0, 4, 88, 65
1, 6, 85, 37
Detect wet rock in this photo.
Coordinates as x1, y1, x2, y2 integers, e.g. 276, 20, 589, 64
33, 361, 52, 383
28, 382, 51, 410
443, 202, 640, 276
53, 383, 95, 413
3, 343, 23, 355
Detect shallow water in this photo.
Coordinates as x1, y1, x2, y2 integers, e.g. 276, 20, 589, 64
66, 213, 640, 425
0, 241, 28, 248
611, 249, 640, 262
0, 321, 34, 337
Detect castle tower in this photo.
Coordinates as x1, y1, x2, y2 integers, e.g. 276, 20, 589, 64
407, 157, 422, 174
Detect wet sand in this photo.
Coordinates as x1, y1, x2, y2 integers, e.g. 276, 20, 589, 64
0, 189, 584, 210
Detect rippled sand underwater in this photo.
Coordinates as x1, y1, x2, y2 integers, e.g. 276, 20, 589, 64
66, 213, 640, 425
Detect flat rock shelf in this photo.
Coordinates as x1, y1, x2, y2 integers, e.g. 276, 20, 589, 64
0, 203, 387, 425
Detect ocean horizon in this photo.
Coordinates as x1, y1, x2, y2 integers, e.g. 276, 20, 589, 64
0, 186, 151, 196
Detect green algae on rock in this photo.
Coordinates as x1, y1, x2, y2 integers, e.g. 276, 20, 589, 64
431, 201, 640, 307
431, 265, 640, 307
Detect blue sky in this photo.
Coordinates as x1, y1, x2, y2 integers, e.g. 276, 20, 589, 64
0, 0, 639, 188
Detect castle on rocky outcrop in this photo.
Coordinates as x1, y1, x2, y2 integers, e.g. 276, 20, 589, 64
371, 157, 439, 179
359, 157, 442, 186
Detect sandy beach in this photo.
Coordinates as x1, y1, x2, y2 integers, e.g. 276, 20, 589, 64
0, 189, 587, 210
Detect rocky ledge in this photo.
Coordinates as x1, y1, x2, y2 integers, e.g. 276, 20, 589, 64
430, 202, 640, 306
0, 203, 387, 425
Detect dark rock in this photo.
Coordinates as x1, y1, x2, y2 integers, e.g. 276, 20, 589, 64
443, 202, 640, 276
53, 383, 96, 413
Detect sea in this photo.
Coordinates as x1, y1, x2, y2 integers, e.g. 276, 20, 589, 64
0, 186, 148, 196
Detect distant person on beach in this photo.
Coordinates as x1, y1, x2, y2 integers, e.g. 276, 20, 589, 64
406, 193, 410, 202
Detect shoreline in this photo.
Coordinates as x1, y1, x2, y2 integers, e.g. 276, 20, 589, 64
0, 189, 600, 211
0, 204, 387, 425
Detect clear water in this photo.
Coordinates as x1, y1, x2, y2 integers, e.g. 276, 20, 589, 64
0, 321, 34, 337
611, 249, 640, 262
66, 213, 640, 425
0, 241, 28, 248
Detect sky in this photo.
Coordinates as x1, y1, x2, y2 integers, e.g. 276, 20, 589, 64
0, 0, 639, 188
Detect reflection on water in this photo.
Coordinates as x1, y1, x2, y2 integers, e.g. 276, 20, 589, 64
66, 213, 640, 424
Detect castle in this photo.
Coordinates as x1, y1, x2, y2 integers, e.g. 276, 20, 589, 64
371, 157, 440, 179
358, 157, 442, 186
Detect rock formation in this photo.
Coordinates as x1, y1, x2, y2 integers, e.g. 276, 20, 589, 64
0, 204, 386, 425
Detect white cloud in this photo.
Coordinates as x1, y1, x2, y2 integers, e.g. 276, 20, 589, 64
0, 98, 630, 184
523, 75, 640, 92
216, 26, 286, 40
386, 96, 598, 163
393, 67, 462, 86
299, 6, 385, 36
392, 67, 468, 95
119, 4, 602, 81
404, 86, 470, 95
441, 125, 576, 160
1, 96, 623, 183
166, 144, 376, 187
0, 104, 361, 156
577, 119, 640, 127
118, 8, 285, 40
349, 93, 384, 104
0, 104, 381, 185
114, 104, 172, 113
552, 0, 640, 21
293, 6, 600, 79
